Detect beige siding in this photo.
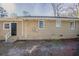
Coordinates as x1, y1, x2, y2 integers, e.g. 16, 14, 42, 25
0, 21, 23, 40
0, 21, 4, 40
23, 20, 79, 40
0, 21, 11, 40
17, 21, 22, 39
0, 18, 79, 40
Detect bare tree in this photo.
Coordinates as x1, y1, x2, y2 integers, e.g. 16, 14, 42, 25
0, 7, 8, 17
51, 3, 57, 16
51, 3, 63, 28
60, 4, 78, 17
77, 3, 79, 17
51, 3, 63, 16
51, 3, 78, 17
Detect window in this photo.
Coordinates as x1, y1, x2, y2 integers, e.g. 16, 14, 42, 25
38, 20, 45, 28
5, 24, 9, 29
70, 21, 75, 30
3, 23, 10, 30
56, 20, 61, 29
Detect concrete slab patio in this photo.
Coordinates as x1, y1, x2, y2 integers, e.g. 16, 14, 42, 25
0, 39, 79, 56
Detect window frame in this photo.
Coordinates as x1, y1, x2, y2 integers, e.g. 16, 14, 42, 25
3, 22, 11, 30
70, 21, 75, 31
38, 20, 45, 29
56, 19, 61, 29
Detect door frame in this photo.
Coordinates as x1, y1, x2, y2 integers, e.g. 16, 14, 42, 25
11, 22, 17, 36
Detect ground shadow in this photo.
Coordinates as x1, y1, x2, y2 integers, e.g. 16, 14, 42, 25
74, 42, 79, 56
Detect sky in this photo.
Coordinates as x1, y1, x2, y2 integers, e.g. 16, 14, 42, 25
0, 3, 77, 17
0, 3, 16, 17
0, 3, 54, 16
16, 3, 54, 16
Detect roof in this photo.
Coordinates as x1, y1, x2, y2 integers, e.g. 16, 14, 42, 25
0, 16, 79, 21
18, 16, 79, 19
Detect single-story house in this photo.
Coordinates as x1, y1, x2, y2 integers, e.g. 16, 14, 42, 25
0, 16, 79, 42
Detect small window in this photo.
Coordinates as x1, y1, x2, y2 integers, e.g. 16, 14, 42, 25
70, 21, 75, 30
3, 23, 10, 30
5, 24, 9, 29
39, 20, 44, 28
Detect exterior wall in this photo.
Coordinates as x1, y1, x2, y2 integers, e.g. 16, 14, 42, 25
17, 21, 22, 39
59, 21, 79, 39
0, 19, 79, 40
23, 20, 79, 40
0, 21, 22, 40
75, 21, 79, 36
0, 21, 11, 40
0, 21, 4, 40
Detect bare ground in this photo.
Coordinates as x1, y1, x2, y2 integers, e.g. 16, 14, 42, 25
0, 39, 79, 56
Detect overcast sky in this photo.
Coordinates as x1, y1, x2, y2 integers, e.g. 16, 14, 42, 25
0, 3, 77, 17
16, 3, 54, 16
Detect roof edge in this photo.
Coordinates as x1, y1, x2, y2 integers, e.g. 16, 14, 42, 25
0, 16, 79, 19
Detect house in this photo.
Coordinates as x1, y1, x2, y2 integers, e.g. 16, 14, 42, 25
0, 16, 79, 42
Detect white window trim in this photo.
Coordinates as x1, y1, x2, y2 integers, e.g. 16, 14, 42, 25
3, 22, 11, 30
70, 21, 75, 31
56, 19, 61, 29
38, 20, 45, 29
3, 22, 18, 30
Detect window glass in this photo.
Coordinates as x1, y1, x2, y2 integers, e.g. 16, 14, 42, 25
4, 23, 10, 29
39, 21, 44, 28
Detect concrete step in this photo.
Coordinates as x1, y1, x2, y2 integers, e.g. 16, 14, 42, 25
7, 36, 17, 43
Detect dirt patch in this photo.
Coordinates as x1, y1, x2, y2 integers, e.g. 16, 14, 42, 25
0, 39, 79, 56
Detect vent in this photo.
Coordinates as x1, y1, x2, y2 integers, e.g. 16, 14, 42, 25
60, 34, 63, 37
77, 34, 79, 36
